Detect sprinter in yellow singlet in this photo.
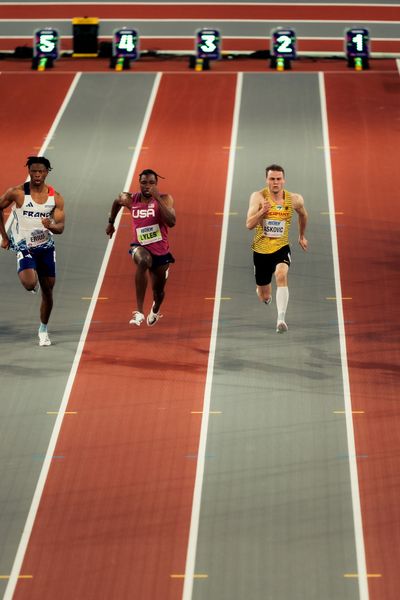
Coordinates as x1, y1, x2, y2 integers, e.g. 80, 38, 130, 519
246, 164, 308, 333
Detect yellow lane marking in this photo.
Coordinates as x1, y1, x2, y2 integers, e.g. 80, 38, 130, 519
204, 297, 231, 300
170, 574, 208, 579
326, 297, 352, 300
0, 575, 33, 580
191, 411, 222, 415
334, 411, 365, 414
344, 573, 382, 578
47, 411, 77, 415
81, 297, 108, 300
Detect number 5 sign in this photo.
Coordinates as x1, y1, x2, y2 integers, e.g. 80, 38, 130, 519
34, 28, 60, 60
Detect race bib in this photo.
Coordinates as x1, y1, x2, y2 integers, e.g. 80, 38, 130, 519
26, 228, 51, 248
263, 219, 285, 238
136, 223, 162, 246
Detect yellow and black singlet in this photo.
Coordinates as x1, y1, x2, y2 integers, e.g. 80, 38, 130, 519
252, 188, 293, 254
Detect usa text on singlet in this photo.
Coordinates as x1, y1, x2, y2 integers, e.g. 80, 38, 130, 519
252, 189, 293, 254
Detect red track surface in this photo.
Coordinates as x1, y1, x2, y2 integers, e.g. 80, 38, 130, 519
325, 72, 400, 600
0, 3, 398, 20
13, 73, 238, 600
0, 56, 397, 73
0, 73, 75, 192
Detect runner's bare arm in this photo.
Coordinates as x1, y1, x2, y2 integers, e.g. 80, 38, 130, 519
246, 191, 271, 230
0, 187, 22, 249
153, 189, 176, 228
42, 191, 65, 234
105, 194, 130, 239
292, 193, 308, 251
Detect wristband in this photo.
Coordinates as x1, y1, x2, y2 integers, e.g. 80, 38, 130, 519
108, 218, 114, 224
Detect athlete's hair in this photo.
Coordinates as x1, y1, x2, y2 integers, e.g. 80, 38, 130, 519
265, 164, 285, 177
139, 169, 165, 182
25, 156, 52, 171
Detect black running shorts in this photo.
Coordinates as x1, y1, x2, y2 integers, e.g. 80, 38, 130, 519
130, 244, 175, 270
253, 244, 291, 286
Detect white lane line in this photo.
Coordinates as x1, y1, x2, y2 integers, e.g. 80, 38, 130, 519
3, 72, 162, 600
318, 72, 369, 600
182, 72, 243, 600
1, 71, 81, 234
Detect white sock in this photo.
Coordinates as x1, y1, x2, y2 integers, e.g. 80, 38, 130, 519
276, 286, 289, 322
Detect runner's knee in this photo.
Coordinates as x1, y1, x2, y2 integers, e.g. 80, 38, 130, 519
134, 253, 152, 269
19, 272, 37, 291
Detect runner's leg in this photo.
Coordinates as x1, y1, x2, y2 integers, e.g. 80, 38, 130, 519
38, 275, 55, 325
275, 263, 289, 331
132, 247, 152, 313
150, 264, 169, 313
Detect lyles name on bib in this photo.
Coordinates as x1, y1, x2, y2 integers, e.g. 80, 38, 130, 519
136, 223, 162, 245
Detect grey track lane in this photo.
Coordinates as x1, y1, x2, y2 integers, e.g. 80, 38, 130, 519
0, 72, 155, 594
192, 74, 359, 600
1, 21, 398, 40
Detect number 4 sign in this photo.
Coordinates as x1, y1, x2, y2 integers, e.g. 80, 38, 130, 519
113, 28, 139, 60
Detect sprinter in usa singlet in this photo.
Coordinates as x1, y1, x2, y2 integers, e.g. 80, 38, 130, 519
106, 168, 176, 328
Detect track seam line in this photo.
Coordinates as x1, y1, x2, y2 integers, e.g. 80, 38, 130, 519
318, 71, 369, 600
181, 72, 242, 600
3, 71, 162, 600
